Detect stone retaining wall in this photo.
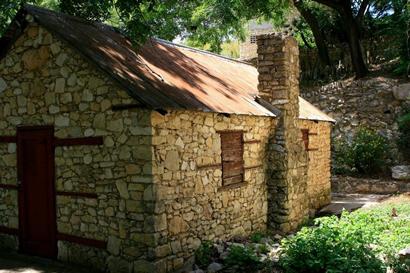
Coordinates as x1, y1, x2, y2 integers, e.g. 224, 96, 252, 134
301, 77, 410, 164
332, 175, 410, 194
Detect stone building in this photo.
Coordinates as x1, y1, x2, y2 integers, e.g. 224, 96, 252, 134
0, 5, 334, 273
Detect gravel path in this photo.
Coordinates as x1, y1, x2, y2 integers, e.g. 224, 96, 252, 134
318, 193, 390, 216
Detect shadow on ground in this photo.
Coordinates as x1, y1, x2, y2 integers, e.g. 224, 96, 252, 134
0, 252, 100, 273
317, 193, 390, 217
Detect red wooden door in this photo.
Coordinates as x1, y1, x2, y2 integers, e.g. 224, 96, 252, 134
17, 126, 57, 258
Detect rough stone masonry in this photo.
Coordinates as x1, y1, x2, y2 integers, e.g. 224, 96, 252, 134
257, 34, 310, 232
0, 14, 332, 273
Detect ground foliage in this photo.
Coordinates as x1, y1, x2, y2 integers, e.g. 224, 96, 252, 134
193, 200, 410, 273
333, 127, 389, 175
397, 108, 410, 162
279, 202, 410, 273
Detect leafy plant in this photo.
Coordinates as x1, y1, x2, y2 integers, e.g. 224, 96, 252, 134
279, 203, 410, 273
351, 128, 388, 174
333, 128, 388, 175
195, 241, 215, 268
224, 245, 262, 272
397, 111, 410, 162
333, 137, 354, 175
250, 232, 264, 243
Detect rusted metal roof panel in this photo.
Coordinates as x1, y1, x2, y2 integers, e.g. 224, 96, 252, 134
22, 5, 274, 116
10, 5, 333, 121
299, 97, 336, 123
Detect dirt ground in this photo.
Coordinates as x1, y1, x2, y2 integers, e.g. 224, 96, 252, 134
0, 252, 97, 273
379, 192, 410, 204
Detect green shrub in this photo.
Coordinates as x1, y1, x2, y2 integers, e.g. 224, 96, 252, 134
333, 138, 354, 175
333, 128, 388, 175
224, 245, 262, 272
397, 112, 410, 162
351, 128, 388, 174
279, 204, 410, 273
195, 241, 215, 268
250, 232, 264, 243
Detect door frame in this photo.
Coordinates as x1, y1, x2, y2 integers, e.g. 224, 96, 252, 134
17, 125, 57, 258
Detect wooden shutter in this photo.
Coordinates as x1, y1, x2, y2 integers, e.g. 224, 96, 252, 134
301, 129, 309, 150
220, 131, 244, 186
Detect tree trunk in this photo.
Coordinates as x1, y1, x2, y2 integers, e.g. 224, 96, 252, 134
294, 1, 331, 66
344, 12, 369, 78
312, 0, 369, 78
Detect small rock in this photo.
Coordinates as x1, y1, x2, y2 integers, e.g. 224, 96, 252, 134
399, 248, 410, 256
190, 270, 205, 273
0, 77, 7, 93
220, 251, 229, 260
260, 237, 273, 244
214, 243, 224, 254
391, 165, 410, 180
399, 247, 410, 262
231, 243, 244, 248
393, 83, 410, 101
207, 262, 223, 273
272, 243, 280, 248
273, 234, 282, 241
107, 236, 121, 255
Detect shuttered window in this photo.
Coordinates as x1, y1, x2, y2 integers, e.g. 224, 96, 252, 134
301, 129, 309, 150
220, 131, 244, 187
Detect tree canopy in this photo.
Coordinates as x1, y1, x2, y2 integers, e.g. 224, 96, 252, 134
1, 0, 408, 78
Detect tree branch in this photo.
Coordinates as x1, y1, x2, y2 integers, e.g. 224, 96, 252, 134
356, 0, 370, 22
300, 32, 313, 48
311, 0, 344, 10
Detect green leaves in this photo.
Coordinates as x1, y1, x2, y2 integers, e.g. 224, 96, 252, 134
195, 241, 215, 268
333, 127, 389, 175
351, 128, 388, 174
279, 204, 410, 273
224, 244, 262, 272
397, 111, 410, 161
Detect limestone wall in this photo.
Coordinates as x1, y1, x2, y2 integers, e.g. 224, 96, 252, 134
150, 110, 276, 272
0, 21, 334, 273
299, 120, 332, 212
0, 23, 155, 272
332, 175, 410, 194
301, 77, 410, 164
257, 34, 310, 232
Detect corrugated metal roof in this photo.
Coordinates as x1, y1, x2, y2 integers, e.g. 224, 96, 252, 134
148, 39, 334, 122
299, 97, 335, 123
5, 5, 334, 122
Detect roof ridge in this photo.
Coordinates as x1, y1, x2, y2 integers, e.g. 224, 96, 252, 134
24, 4, 124, 36
24, 5, 254, 69
154, 38, 254, 68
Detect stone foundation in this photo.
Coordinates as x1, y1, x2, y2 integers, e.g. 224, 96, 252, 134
332, 175, 410, 194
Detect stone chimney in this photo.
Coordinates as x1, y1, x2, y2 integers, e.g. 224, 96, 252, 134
257, 33, 309, 233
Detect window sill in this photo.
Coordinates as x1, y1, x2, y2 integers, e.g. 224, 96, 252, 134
217, 182, 248, 192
